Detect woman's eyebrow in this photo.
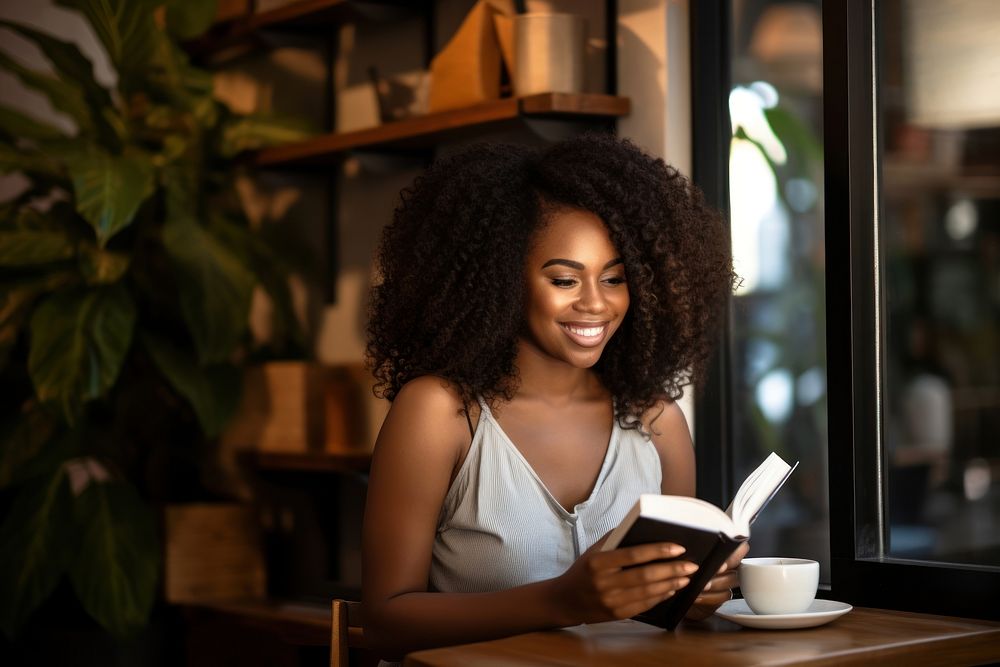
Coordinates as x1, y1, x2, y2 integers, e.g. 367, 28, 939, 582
541, 258, 624, 269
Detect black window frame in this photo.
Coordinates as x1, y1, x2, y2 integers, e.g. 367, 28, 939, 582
824, 0, 999, 619
691, 0, 733, 512
691, 0, 1000, 619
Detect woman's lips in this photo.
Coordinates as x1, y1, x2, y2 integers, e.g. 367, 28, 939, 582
560, 322, 609, 348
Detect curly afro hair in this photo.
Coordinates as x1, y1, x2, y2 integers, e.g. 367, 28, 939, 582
366, 132, 733, 427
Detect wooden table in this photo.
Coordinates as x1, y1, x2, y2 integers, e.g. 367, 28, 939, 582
403, 607, 1000, 666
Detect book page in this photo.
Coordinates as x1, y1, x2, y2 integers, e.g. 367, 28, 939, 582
725, 452, 796, 533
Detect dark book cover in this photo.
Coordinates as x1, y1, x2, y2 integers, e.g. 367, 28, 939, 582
618, 517, 746, 630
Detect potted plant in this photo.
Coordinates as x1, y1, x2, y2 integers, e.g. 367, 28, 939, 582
0, 0, 313, 640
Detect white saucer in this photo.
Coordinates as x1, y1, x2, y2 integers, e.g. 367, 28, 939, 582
715, 599, 853, 629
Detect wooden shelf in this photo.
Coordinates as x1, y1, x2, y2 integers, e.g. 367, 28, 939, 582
187, 0, 419, 61
253, 93, 631, 167
252, 450, 371, 473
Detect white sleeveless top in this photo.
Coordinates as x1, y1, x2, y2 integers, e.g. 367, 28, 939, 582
429, 399, 663, 593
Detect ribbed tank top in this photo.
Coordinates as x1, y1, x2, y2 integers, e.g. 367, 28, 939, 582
429, 399, 663, 593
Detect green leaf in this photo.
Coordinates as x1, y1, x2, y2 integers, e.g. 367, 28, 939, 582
163, 217, 254, 364
65, 149, 155, 246
0, 143, 66, 181
165, 0, 218, 40
28, 285, 136, 421
68, 479, 159, 637
0, 270, 80, 372
0, 20, 121, 147
0, 466, 73, 638
141, 332, 241, 437
218, 113, 315, 158
0, 410, 63, 490
78, 244, 130, 284
764, 106, 824, 165
0, 50, 92, 136
0, 105, 66, 142
144, 34, 217, 124
9, 206, 50, 230
210, 216, 307, 353
54, 0, 159, 94
159, 138, 199, 221
0, 229, 75, 266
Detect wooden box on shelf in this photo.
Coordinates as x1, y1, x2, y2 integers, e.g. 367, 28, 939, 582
164, 503, 267, 603
222, 361, 377, 454
323, 363, 373, 453
214, 0, 249, 23
223, 361, 324, 453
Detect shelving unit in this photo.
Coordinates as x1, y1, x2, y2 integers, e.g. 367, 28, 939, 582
186, 0, 419, 62
254, 92, 631, 167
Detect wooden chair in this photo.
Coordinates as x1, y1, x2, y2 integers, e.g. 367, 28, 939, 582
330, 599, 366, 667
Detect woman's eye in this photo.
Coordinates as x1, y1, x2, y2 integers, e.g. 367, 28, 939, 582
603, 276, 627, 286
550, 278, 577, 287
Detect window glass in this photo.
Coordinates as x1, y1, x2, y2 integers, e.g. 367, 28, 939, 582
879, 0, 1000, 566
728, 0, 829, 580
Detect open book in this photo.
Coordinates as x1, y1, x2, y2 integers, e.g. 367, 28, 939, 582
601, 452, 798, 630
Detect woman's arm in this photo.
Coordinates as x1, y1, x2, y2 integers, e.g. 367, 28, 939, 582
645, 399, 696, 498
645, 399, 748, 619
362, 379, 697, 661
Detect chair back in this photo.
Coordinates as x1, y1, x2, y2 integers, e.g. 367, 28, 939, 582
330, 599, 365, 667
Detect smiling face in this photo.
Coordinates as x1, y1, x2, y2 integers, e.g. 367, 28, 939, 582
521, 207, 630, 369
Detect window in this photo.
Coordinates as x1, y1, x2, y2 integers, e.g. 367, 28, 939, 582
825, 0, 999, 616
694, 0, 1000, 617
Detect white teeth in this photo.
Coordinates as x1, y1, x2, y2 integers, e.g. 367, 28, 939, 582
564, 325, 604, 337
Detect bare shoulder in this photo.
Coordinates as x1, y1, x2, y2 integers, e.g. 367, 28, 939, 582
640, 398, 695, 496
366, 376, 473, 534
374, 375, 472, 461
639, 398, 689, 438
394, 375, 468, 416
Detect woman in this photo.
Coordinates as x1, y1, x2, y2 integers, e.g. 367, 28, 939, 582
362, 133, 743, 662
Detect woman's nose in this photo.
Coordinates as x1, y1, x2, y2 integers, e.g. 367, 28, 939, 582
574, 282, 608, 313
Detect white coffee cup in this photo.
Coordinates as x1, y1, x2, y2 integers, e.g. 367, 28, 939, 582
738, 557, 819, 615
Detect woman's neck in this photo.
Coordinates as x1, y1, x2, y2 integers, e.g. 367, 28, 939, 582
511, 339, 604, 405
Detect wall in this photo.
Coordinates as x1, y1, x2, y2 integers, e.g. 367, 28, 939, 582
617, 0, 696, 433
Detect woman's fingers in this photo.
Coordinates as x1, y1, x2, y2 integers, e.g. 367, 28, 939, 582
692, 567, 740, 611
591, 562, 697, 617
605, 575, 691, 604
614, 588, 687, 620
589, 559, 698, 615
578, 541, 749, 622
726, 542, 750, 569
600, 577, 693, 618
596, 542, 685, 570
598, 559, 698, 590
693, 588, 734, 608
702, 570, 739, 592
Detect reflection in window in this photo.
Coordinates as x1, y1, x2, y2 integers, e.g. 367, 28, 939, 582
728, 0, 828, 580
880, 0, 1000, 566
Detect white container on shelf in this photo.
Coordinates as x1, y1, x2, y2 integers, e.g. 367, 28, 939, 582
513, 13, 586, 96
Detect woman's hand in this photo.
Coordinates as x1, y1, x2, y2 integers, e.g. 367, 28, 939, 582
685, 541, 750, 620
550, 539, 698, 626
